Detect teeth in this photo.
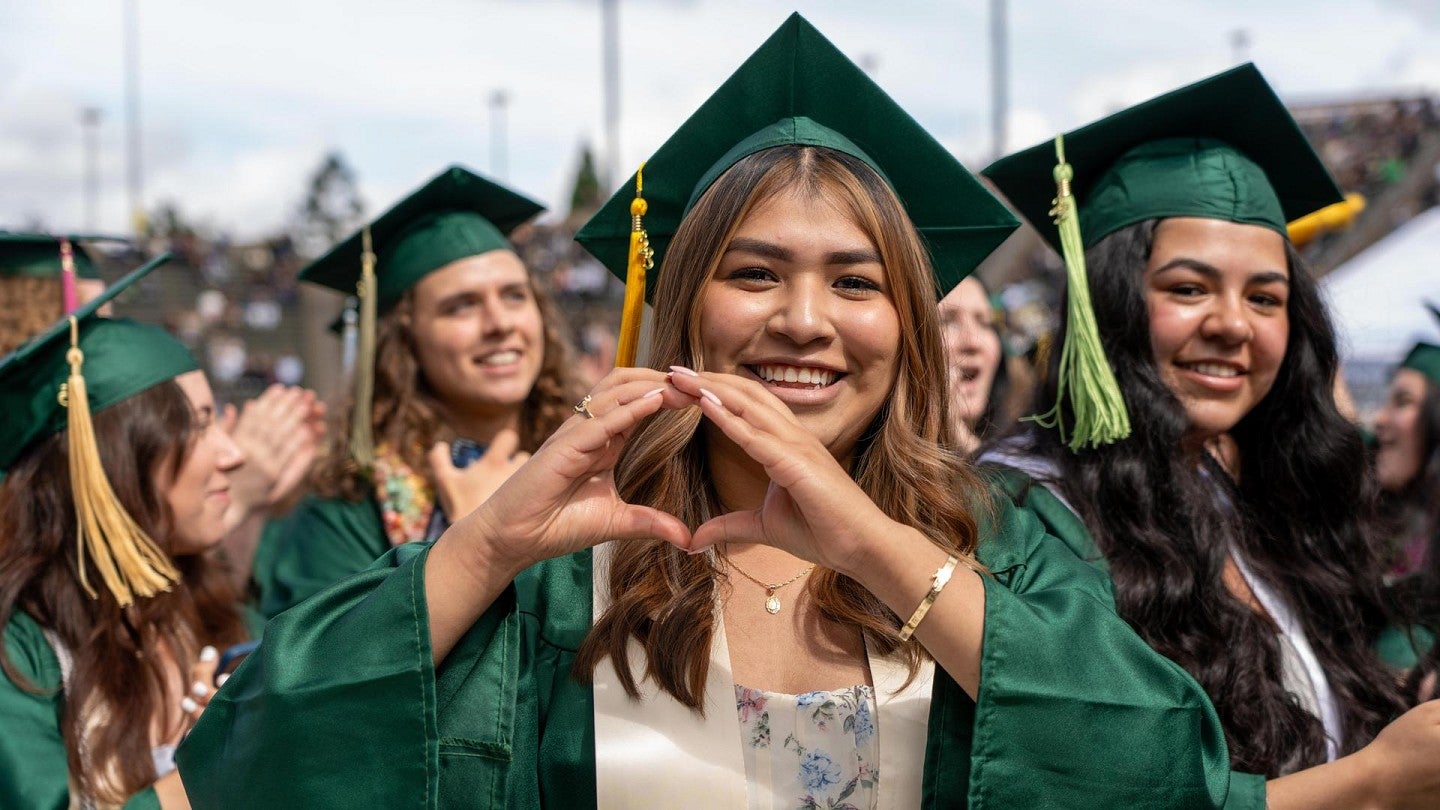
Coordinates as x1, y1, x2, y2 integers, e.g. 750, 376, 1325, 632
481, 351, 519, 366
756, 364, 834, 387
1186, 362, 1240, 378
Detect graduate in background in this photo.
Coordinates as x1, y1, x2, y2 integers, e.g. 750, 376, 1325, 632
0, 260, 249, 809
256, 167, 585, 617
938, 275, 1009, 455
0, 231, 115, 354
182, 16, 1257, 808
983, 64, 1440, 805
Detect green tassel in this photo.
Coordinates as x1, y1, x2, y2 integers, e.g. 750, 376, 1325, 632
1025, 134, 1131, 452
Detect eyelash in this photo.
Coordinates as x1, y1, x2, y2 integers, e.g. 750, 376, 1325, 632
725, 267, 881, 292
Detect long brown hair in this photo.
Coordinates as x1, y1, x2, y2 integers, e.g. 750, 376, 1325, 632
312, 270, 584, 500
576, 145, 988, 708
0, 379, 247, 805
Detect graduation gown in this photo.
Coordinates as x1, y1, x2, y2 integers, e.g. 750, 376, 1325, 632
0, 611, 161, 810
256, 494, 388, 618
177, 497, 1263, 808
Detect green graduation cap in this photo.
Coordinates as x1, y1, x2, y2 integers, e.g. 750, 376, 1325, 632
1399, 302, 1440, 385
983, 63, 1343, 253
299, 165, 544, 310
0, 253, 194, 607
575, 13, 1019, 365
299, 165, 545, 468
0, 231, 122, 280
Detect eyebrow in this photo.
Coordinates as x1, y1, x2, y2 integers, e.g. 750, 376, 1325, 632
724, 237, 881, 266
1152, 258, 1289, 286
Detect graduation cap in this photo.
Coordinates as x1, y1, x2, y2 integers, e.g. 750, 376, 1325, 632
575, 12, 1019, 366
298, 165, 545, 467
980, 64, 1341, 452
0, 254, 195, 606
1400, 301, 1440, 385
0, 231, 127, 313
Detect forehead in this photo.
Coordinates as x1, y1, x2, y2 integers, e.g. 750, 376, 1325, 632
414, 250, 529, 298
1148, 217, 1288, 274
733, 184, 875, 246
172, 369, 213, 409
1394, 368, 1432, 396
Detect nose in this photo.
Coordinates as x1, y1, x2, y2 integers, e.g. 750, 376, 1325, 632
480, 294, 515, 338
215, 426, 245, 473
767, 277, 836, 346
1198, 293, 1254, 346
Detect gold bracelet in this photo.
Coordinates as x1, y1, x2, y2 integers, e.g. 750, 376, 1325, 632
897, 554, 959, 641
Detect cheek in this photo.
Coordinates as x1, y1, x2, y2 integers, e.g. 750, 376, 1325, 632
846, 307, 901, 374
697, 288, 762, 367
1144, 298, 1191, 363
1250, 316, 1290, 380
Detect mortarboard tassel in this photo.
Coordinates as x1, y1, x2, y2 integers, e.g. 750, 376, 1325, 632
350, 227, 378, 469
58, 238, 79, 315
61, 317, 179, 607
1287, 193, 1365, 248
615, 164, 654, 368
1026, 135, 1131, 452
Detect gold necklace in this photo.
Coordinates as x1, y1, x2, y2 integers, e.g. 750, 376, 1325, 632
724, 556, 815, 615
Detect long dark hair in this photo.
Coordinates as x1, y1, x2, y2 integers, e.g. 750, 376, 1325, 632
0, 380, 247, 804
1014, 219, 1405, 776
1389, 378, 1440, 618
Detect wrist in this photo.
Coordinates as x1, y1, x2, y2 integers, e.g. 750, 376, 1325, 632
446, 508, 530, 586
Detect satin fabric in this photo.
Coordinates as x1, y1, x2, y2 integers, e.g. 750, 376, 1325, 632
179, 496, 1256, 807
0, 611, 162, 810
256, 494, 389, 617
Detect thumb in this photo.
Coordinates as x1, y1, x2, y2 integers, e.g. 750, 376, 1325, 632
427, 442, 457, 478
486, 427, 521, 461
691, 509, 764, 553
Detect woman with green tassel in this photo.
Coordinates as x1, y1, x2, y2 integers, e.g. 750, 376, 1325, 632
181, 16, 1288, 808
255, 166, 586, 617
982, 64, 1440, 805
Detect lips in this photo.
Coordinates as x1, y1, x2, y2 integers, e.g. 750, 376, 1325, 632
748, 363, 842, 389
476, 349, 521, 366
1176, 360, 1246, 378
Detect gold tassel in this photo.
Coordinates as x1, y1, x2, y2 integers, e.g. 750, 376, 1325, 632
615, 164, 653, 368
61, 317, 179, 607
1025, 135, 1131, 451
350, 226, 378, 469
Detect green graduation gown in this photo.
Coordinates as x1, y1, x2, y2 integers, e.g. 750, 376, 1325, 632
256, 494, 388, 617
177, 498, 1263, 808
0, 611, 161, 810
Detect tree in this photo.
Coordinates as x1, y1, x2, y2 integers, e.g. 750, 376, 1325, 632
295, 152, 365, 258
566, 142, 604, 228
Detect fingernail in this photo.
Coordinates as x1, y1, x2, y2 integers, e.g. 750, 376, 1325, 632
192, 681, 209, 698
199, 646, 218, 662
686, 544, 713, 556
669, 365, 699, 377
216, 673, 230, 687
181, 697, 199, 714
643, 386, 666, 399
700, 388, 722, 407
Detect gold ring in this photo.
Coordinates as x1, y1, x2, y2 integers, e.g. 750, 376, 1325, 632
573, 394, 596, 419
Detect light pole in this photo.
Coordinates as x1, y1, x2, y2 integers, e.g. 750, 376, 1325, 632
601, 0, 620, 189
489, 90, 510, 181
80, 107, 102, 231
124, 0, 144, 235
990, 0, 1008, 161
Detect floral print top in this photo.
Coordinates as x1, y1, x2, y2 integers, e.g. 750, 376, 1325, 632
735, 683, 878, 810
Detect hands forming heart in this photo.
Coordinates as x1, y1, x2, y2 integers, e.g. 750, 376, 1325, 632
449, 365, 900, 582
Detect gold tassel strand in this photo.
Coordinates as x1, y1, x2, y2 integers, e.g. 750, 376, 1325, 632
1025, 135, 1131, 451
615, 164, 653, 368
61, 317, 179, 607
350, 226, 378, 469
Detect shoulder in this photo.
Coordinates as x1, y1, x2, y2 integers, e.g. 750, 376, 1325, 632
514, 550, 595, 652
972, 478, 1115, 604
1, 610, 61, 693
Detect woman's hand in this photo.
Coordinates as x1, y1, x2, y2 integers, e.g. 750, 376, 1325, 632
428, 429, 529, 521
179, 645, 221, 726
446, 368, 698, 582
666, 368, 902, 576
1352, 700, 1440, 809
221, 385, 324, 527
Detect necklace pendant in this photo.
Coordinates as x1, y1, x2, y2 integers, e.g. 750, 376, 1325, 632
765, 591, 781, 614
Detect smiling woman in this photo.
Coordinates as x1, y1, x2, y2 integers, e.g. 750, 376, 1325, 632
983, 64, 1440, 806
255, 166, 585, 617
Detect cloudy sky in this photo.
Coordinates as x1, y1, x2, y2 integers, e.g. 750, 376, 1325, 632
3, 0, 1438, 241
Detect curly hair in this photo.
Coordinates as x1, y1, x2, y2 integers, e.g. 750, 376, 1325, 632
574, 145, 990, 708
0, 275, 64, 355
312, 270, 584, 500
0, 379, 247, 804
1015, 220, 1406, 776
